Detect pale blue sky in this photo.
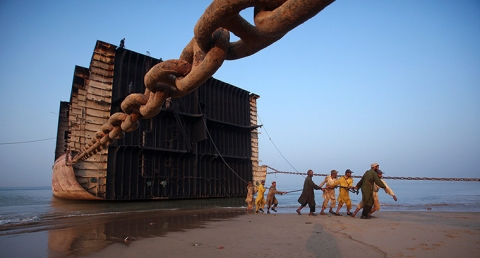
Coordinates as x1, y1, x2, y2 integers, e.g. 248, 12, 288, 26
0, 0, 479, 187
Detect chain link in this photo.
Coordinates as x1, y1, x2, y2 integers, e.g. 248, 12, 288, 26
68, 0, 335, 165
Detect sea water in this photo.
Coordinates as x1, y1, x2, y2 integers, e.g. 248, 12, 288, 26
275, 180, 480, 212
0, 187, 53, 226
1, 180, 479, 235
0, 186, 245, 235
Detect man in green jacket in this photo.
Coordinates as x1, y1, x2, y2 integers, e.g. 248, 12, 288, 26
296, 169, 323, 216
355, 163, 386, 219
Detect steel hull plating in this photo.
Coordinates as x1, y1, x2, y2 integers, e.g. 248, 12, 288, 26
53, 40, 266, 200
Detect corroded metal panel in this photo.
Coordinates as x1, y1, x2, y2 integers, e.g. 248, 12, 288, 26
54, 102, 70, 161
104, 46, 258, 200
249, 94, 265, 186
53, 41, 115, 199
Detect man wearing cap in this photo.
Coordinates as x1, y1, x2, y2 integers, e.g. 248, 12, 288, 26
355, 163, 386, 219
255, 180, 266, 213
330, 169, 355, 216
266, 181, 287, 214
370, 170, 397, 216
352, 169, 397, 217
296, 169, 323, 216
319, 170, 339, 215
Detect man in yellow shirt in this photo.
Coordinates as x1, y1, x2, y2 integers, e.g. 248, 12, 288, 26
255, 180, 266, 213
331, 169, 355, 216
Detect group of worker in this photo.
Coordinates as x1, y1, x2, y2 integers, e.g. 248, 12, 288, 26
246, 180, 287, 214
245, 163, 397, 219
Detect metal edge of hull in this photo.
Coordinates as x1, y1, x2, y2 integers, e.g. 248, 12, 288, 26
52, 153, 103, 200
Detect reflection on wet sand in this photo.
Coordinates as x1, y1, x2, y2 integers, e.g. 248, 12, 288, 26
48, 208, 245, 257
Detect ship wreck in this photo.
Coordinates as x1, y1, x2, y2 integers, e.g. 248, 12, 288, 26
53, 40, 266, 200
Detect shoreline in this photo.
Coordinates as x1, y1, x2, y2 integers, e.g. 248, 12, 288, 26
1, 209, 479, 257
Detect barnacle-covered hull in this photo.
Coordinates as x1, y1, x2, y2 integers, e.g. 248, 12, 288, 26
53, 40, 266, 200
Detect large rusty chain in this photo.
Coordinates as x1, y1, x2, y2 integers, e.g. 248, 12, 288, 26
68, 0, 335, 165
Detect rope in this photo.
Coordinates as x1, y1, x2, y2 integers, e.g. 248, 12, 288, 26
258, 115, 302, 177
0, 137, 56, 145
197, 99, 248, 184
333, 185, 359, 195
285, 189, 303, 193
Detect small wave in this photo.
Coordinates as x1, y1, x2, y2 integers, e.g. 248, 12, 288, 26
0, 207, 182, 230
40, 207, 181, 221
0, 216, 39, 226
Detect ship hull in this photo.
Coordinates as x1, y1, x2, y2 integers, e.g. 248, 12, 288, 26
52, 154, 103, 200
52, 40, 266, 201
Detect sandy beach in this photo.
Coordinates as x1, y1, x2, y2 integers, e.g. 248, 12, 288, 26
1, 209, 479, 258
89, 211, 480, 258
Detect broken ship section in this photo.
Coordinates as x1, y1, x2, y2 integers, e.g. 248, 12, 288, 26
53, 40, 266, 200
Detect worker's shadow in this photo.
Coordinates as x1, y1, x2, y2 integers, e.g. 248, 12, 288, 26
306, 224, 342, 258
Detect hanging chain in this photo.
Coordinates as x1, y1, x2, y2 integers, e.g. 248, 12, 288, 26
67, 0, 335, 165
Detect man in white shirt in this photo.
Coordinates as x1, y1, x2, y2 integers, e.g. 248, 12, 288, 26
351, 169, 397, 217
319, 170, 338, 215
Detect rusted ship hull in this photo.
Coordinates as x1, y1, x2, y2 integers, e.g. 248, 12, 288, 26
53, 40, 266, 200
52, 153, 103, 200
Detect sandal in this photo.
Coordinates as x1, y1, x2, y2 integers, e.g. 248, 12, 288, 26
329, 210, 335, 214
271, 208, 277, 212
308, 213, 317, 216
334, 213, 342, 216
320, 212, 326, 215
347, 212, 352, 216
296, 209, 301, 215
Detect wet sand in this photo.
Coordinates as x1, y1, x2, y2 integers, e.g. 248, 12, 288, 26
1, 210, 479, 257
